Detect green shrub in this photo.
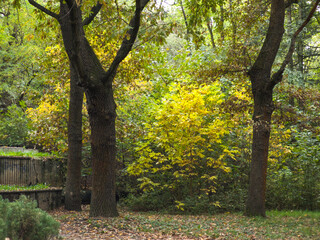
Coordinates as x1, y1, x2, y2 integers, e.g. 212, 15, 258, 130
267, 130, 320, 210
124, 189, 235, 214
0, 195, 59, 240
121, 155, 250, 214
124, 191, 173, 212
0, 198, 8, 240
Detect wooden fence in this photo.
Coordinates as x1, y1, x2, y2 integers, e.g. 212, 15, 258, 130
0, 156, 65, 186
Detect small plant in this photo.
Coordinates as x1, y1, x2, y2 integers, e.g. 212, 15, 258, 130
0, 195, 60, 240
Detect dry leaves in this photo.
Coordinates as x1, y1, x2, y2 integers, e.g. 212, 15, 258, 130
49, 206, 319, 240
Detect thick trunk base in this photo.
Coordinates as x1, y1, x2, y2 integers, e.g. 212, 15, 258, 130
245, 117, 271, 217
86, 87, 119, 217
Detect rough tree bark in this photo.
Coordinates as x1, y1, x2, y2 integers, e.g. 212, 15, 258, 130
28, 0, 150, 217
65, 64, 83, 211
245, 0, 320, 217
246, 0, 286, 217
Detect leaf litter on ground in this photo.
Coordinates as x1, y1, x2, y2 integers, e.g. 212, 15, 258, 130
49, 206, 320, 239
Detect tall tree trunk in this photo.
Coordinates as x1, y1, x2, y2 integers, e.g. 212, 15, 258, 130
245, 0, 285, 217
59, 0, 149, 217
69, 21, 119, 216
71, 38, 119, 217
246, 80, 274, 217
85, 84, 118, 217
57, 2, 116, 215
245, 0, 320, 216
65, 63, 83, 211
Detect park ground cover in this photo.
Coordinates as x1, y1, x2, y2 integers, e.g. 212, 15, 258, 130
50, 206, 320, 239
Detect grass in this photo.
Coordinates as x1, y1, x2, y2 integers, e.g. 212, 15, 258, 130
0, 149, 55, 159
123, 210, 320, 239
0, 183, 50, 191
53, 207, 320, 239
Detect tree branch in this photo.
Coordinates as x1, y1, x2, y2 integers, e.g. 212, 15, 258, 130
104, 0, 150, 81
28, 0, 59, 20
83, 2, 103, 26
269, 0, 320, 88
180, 0, 189, 35
248, 0, 285, 78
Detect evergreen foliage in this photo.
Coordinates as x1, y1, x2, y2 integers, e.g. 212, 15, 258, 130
0, 196, 59, 240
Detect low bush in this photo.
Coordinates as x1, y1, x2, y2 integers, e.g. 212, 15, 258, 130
0, 195, 59, 240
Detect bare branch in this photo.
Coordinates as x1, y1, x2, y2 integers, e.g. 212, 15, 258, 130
83, 2, 103, 26
28, 0, 59, 20
269, 0, 320, 88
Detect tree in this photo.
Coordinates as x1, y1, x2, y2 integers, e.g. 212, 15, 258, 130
245, 0, 320, 217
27, 0, 150, 217
65, 64, 84, 211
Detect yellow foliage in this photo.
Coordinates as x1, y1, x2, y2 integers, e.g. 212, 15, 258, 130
128, 82, 237, 195
26, 80, 90, 153
26, 82, 70, 153
269, 125, 292, 164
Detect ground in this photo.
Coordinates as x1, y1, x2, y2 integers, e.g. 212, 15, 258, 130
49, 206, 320, 240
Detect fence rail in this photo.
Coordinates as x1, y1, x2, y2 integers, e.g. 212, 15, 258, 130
0, 156, 64, 186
